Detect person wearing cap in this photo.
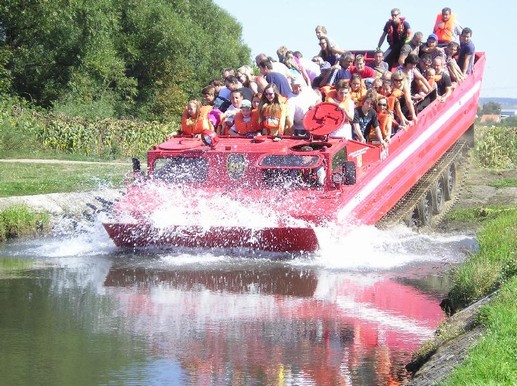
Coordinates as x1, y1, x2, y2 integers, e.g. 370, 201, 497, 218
286, 76, 321, 136
433, 7, 463, 47
419, 33, 446, 64
232, 99, 261, 136
311, 61, 337, 89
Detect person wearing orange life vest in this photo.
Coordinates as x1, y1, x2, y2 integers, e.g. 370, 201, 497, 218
349, 74, 367, 108
380, 80, 408, 131
433, 7, 463, 47
232, 99, 261, 136
370, 96, 393, 144
258, 84, 287, 138
377, 8, 412, 68
180, 99, 213, 136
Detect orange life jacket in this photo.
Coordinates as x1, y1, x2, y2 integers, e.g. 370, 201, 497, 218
181, 105, 213, 135
260, 103, 286, 135
391, 88, 404, 99
433, 13, 456, 43
386, 95, 397, 112
326, 95, 353, 123
234, 110, 261, 135
370, 110, 392, 141
387, 17, 409, 46
320, 86, 336, 101
350, 88, 366, 108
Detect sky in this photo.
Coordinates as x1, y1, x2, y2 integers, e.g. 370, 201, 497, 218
213, 0, 515, 99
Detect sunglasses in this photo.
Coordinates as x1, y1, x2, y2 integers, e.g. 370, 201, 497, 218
264, 92, 275, 96
393, 78, 403, 81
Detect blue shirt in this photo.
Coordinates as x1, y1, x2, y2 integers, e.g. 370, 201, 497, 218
458, 40, 475, 75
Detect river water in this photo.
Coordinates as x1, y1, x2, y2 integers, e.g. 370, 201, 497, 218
0, 219, 476, 385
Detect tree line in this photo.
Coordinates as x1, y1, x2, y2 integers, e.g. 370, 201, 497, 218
0, 0, 251, 122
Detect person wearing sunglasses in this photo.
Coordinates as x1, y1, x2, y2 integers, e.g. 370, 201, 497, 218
390, 71, 417, 124
377, 8, 412, 68
372, 96, 393, 144
258, 84, 287, 137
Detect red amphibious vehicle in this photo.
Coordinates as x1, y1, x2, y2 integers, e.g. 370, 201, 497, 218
103, 52, 485, 253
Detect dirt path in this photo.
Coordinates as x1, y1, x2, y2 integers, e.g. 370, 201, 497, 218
455, 168, 517, 209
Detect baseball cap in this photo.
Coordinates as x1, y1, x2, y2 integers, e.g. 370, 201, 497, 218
428, 33, 438, 41
291, 76, 303, 85
241, 99, 252, 108
320, 61, 331, 70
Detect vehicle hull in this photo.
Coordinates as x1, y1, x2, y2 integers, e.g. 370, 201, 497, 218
104, 223, 319, 252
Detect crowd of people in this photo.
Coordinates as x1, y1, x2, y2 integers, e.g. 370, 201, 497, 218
180, 7, 476, 147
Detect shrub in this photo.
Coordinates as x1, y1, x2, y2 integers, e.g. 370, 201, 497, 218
475, 126, 517, 168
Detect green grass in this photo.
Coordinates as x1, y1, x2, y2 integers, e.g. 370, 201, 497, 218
411, 207, 517, 383
447, 207, 517, 309
446, 206, 516, 226
488, 178, 517, 188
0, 161, 131, 197
419, 207, 517, 384
443, 277, 517, 385
0, 204, 51, 241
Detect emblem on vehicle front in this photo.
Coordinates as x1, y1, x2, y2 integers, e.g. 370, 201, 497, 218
226, 153, 247, 179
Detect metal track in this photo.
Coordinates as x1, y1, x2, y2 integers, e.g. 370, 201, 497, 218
377, 141, 471, 229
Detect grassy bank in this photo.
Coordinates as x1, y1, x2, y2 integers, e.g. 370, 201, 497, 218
0, 204, 50, 242
444, 276, 517, 385
411, 206, 517, 384
444, 207, 517, 383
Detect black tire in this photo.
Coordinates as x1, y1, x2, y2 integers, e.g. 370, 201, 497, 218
444, 163, 457, 201
432, 177, 446, 214
416, 190, 433, 227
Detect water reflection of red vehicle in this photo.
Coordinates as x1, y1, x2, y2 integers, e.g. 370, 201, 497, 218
104, 264, 444, 385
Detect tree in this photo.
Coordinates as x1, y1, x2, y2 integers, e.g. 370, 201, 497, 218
0, 0, 251, 121
480, 101, 502, 115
